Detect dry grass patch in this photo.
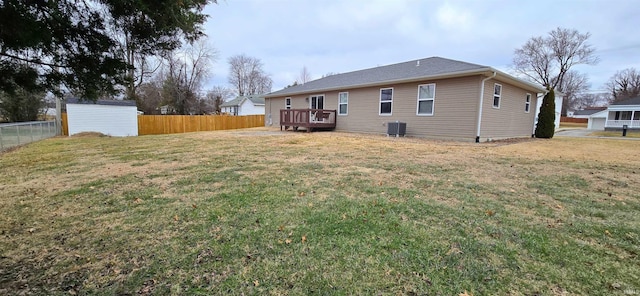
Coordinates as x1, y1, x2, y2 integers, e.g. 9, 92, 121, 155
1, 130, 639, 295
589, 130, 640, 138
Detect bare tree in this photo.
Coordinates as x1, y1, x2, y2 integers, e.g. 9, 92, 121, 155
606, 68, 640, 102
298, 66, 311, 84
136, 77, 164, 114
558, 70, 590, 114
206, 86, 234, 114
513, 27, 599, 90
161, 40, 218, 114
228, 54, 272, 96
574, 93, 610, 109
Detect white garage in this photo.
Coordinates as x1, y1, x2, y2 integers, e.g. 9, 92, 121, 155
588, 110, 607, 130
66, 99, 138, 136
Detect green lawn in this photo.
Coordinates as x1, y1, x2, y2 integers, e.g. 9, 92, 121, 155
1, 129, 639, 295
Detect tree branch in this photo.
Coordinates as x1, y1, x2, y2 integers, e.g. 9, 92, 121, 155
0, 51, 68, 69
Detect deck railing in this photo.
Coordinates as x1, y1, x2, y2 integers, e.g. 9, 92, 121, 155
606, 120, 640, 128
280, 109, 336, 132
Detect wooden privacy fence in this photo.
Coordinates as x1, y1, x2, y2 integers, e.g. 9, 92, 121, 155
61, 113, 69, 136
61, 114, 264, 136
560, 116, 588, 123
137, 114, 265, 135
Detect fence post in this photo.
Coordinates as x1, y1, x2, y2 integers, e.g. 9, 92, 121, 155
17, 125, 21, 145
0, 126, 4, 150
30, 123, 34, 142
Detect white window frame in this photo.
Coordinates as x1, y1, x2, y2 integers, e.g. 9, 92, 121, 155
525, 93, 531, 113
309, 94, 325, 109
285, 97, 291, 109
379, 87, 393, 116
493, 83, 502, 109
338, 92, 348, 115
416, 83, 436, 116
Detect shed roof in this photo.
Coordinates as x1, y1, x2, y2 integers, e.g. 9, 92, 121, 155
66, 98, 137, 107
266, 56, 546, 97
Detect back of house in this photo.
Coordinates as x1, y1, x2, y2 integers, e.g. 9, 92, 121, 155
265, 57, 546, 142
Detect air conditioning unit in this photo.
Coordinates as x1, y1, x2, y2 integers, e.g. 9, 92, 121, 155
387, 121, 406, 137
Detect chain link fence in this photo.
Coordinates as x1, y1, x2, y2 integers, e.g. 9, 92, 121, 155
0, 121, 58, 151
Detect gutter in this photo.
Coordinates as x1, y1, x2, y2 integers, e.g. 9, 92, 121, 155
476, 71, 497, 143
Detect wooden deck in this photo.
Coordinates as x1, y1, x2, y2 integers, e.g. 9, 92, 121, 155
280, 109, 337, 132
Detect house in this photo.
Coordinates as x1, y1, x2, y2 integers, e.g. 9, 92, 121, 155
264, 57, 549, 142
220, 95, 265, 115
66, 98, 138, 136
600, 96, 640, 130
572, 107, 607, 119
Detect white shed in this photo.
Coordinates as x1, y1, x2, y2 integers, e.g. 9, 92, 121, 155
66, 99, 138, 136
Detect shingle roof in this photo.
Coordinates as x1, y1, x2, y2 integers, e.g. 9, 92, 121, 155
66, 98, 136, 107
573, 107, 607, 116
247, 95, 265, 105
266, 56, 546, 97
220, 97, 242, 107
221, 95, 265, 107
611, 96, 640, 105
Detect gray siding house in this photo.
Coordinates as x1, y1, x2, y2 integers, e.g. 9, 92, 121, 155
264, 57, 547, 142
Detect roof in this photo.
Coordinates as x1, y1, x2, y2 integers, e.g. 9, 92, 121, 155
573, 107, 606, 116
611, 96, 640, 105
589, 109, 608, 118
220, 95, 265, 107
66, 98, 137, 107
265, 57, 546, 98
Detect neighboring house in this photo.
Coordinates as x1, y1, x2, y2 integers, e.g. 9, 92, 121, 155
220, 95, 265, 115
602, 96, 640, 130
66, 99, 138, 136
264, 57, 549, 142
572, 107, 607, 119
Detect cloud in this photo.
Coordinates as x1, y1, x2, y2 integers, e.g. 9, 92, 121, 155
435, 2, 474, 32
201, 0, 640, 94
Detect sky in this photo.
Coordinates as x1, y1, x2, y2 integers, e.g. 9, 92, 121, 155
201, 0, 640, 94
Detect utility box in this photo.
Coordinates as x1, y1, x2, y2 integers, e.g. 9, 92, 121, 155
387, 121, 406, 137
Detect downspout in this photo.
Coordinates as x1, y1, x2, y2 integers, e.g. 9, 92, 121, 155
267, 98, 272, 126
476, 71, 497, 143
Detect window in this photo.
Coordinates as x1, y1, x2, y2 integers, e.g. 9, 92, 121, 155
525, 93, 531, 113
285, 97, 291, 109
493, 84, 502, 108
417, 84, 436, 115
310, 95, 324, 109
616, 111, 632, 120
338, 92, 348, 115
379, 88, 393, 115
